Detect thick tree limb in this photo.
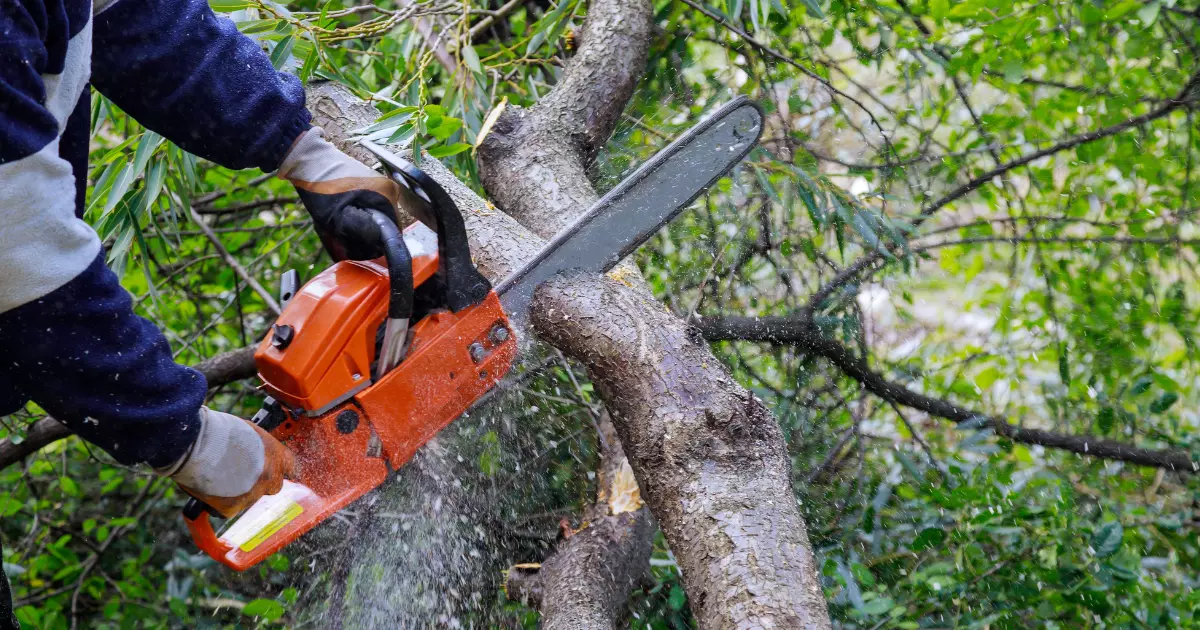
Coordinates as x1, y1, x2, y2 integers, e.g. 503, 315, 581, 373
534, 276, 832, 627
506, 509, 655, 629
0, 346, 258, 470
476, 0, 653, 234
696, 315, 1200, 472
505, 410, 654, 630
475, 0, 832, 623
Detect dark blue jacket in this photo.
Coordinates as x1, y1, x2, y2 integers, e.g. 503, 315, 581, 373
0, 0, 311, 467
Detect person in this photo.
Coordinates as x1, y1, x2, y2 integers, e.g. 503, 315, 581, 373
1, 0, 409, 625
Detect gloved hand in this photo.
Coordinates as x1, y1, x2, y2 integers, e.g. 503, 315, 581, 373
277, 127, 403, 261
156, 407, 296, 518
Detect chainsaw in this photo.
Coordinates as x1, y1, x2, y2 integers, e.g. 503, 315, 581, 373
183, 97, 764, 571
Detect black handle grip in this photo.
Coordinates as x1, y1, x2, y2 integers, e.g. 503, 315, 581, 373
369, 211, 415, 320
387, 167, 491, 312
183, 497, 219, 520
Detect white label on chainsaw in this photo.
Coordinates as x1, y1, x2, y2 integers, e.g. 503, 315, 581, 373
219, 480, 317, 550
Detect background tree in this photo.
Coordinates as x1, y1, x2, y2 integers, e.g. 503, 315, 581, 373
2, 0, 1200, 627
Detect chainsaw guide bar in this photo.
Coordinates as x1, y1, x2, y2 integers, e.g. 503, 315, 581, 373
182, 97, 764, 571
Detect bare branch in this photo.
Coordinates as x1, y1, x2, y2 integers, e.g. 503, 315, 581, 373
695, 315, 1200, 472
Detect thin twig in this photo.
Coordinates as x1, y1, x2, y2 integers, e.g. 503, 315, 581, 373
186, 205, 281, 316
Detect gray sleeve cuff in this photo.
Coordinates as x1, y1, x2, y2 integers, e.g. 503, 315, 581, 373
157, 406, 264, 497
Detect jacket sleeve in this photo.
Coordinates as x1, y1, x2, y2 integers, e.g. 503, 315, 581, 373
0, 252, 206, 468
90, 0, 312, 172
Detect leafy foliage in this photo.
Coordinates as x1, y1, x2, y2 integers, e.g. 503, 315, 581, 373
5, 0, 1200, 626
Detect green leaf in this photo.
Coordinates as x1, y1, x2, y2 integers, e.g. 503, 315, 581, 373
667, 585, 687, 611
1002, 59, 1024, 84
131, 131, 162, 179
270, 35, 296, 70
912, 527, 946, 551
238, 19, 282, 34
386, 123, 417, 145
208, 0, 251, 11
427, 117, 462, 141
525, 29, 548, 56
861, 596, 894, 615
1137, 1, 1161, 25
1058, 349, 1070, 385
462, 45, 483, 74
1092, 522, 1123, 559
1097, 407, 1115, 434
427, 143, 472, 158
60, 477, 80, 498
102, 162, 134, 218
798, 185, 824, 227
1149, 392, 1179, 414
853, 213, 885, 254
1130, 375, 1154, 396
242, 598, 285, 621
299, 46, 320, 82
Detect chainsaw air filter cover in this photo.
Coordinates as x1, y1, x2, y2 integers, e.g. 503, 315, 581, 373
254, 227, 440, 415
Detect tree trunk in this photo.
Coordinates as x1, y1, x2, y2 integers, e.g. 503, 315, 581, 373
472, 0, 833, 624
533, 276, 830, 627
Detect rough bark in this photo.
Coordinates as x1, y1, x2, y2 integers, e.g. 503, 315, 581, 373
508, 509, 655, 629
533, 275, 830, 628
474, 0, 832, 624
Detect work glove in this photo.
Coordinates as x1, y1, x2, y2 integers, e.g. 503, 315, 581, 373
157, 407, 296, 519
278, 127, 403, 261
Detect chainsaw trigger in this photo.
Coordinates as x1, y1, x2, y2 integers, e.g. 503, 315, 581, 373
366, 430, 383, 459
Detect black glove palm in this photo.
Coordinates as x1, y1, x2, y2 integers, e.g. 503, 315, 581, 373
278, 128, 402, 261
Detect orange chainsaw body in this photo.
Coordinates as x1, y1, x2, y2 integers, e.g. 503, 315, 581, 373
187, 223, 517, 571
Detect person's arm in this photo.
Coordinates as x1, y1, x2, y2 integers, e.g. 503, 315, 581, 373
0, 253, 206, 467
90, 0, 311, 172
1, 252, 294, 512
91, 0, 408, 260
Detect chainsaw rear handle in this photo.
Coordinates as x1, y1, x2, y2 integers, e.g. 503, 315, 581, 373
185, 509, 234, 559
181, 396, 294, 524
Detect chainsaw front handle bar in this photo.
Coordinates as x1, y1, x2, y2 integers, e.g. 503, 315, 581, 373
362, 141, 491, 312
369, 210, 415, 321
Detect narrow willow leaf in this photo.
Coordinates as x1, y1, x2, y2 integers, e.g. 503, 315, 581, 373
1092, 522, 1123, 558
270, 34, 296, 70
799, 0, 824, 18
427, 142, 472, 158
103, 162, 134, 217
462, 45, 483, 75
131, 131, 162, 180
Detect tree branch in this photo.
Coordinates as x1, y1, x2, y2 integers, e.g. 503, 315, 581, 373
804, 79, 1198, 315
695, 315, 1200, 472
477, 0, 655, 235
534, 276, 832, 627
476, 0, 832, 622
